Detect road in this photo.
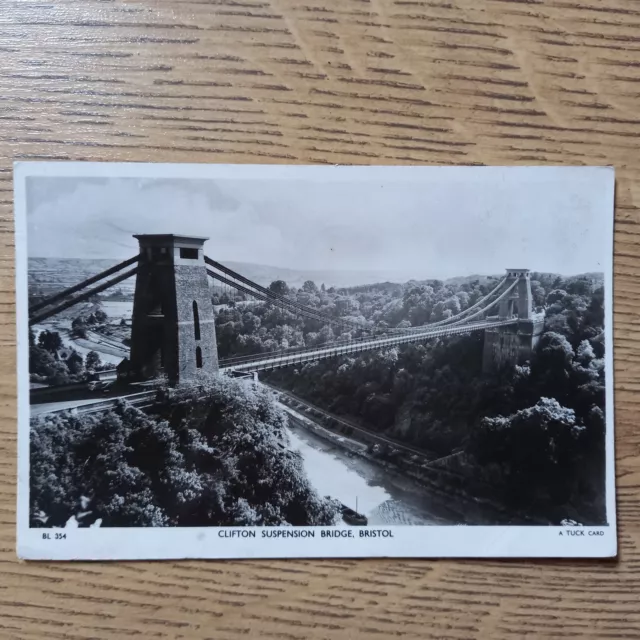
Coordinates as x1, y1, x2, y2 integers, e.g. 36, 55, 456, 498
31, 397, 111, 416
267, 382, 443, 460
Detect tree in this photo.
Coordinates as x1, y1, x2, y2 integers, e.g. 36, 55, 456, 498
566, 277, 592, 297
335, 296, 359, 315
431, 300, 446, 321
29, 343, 59, 381
66, 351, 84, 375
85, 351, 102, 371
530, 280, 546, 307
269, 280, 289, 296
71, 317, 87, 339
444, 296, 461, 315
30, 377, 340, 528
242, 312, 261, 335
315, 325, 335, 345
46, 360, 72, 386
38, 330, 62, 353
546, 289, 567, 306
471, 398, 585, 506
302, 280, 318, 294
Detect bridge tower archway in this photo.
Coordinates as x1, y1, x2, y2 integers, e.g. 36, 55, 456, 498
128, 234, 218, 386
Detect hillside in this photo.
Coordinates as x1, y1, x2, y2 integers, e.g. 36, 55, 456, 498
28, 258, 136, 297
28, 257, 605, 298
28, 257, 438, 293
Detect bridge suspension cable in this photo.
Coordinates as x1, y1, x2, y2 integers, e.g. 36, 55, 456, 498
390, 275, 509, 333
221, 318, 520, 373
211, 273, 522, 370
29, 266, 139, 326
443, 277, 520, 327
425, 276, 509, 327
205, 256, 373, 334
29, 255, 139, 315
206, 268, 365, 334
207, 256, 521, 338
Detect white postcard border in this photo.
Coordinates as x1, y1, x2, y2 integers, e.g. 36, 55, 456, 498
14, 162, 617, 560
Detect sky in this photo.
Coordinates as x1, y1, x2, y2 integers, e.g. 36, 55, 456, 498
25, 168, 613, 280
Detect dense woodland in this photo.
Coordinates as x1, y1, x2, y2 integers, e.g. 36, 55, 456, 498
31, 376, 340, 527
233, 273, 606, 524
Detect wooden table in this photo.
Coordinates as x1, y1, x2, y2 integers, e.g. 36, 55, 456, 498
1, 1, 638, 637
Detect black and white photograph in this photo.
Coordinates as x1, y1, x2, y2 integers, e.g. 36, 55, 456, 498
15, 163, 616, 560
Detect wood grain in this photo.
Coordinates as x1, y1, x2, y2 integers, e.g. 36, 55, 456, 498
1, 0, 639, 637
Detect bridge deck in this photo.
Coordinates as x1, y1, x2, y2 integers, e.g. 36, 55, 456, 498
31, 318, 518, 416
223, 318, 518, 373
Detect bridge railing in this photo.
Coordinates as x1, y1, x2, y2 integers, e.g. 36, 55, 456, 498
219, 319, 458, 367
218, 331, 386, 367
222, 318, 519, 372
38, 389, 159, 417
218, 312, 524, 368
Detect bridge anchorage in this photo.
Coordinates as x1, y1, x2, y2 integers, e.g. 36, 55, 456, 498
29, 233, 545, 394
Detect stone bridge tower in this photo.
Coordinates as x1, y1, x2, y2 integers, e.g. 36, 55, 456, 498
125, 234, 218, 386
498, 269, 533, 320
483, 269, 544, 372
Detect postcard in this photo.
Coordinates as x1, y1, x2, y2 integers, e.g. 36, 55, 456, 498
15, 162, 616, 559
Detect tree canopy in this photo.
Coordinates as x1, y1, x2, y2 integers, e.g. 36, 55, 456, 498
265, 272, 607, 523
30, 376, 340, 528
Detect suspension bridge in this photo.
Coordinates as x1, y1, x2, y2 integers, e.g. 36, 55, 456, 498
29, 234, 544, 414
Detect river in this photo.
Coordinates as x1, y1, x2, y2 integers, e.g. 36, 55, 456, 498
282, 400, 525, 526
284, 413, 473, 526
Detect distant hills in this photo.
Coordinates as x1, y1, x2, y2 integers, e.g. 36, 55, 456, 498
28, 257, 604, 297
219, 261, 428, 289
29, 258, 136, 297
28, 257, 445, 293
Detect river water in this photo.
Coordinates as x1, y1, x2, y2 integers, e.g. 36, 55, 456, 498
282, 399, 524, 526
285, 418, 474, 526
